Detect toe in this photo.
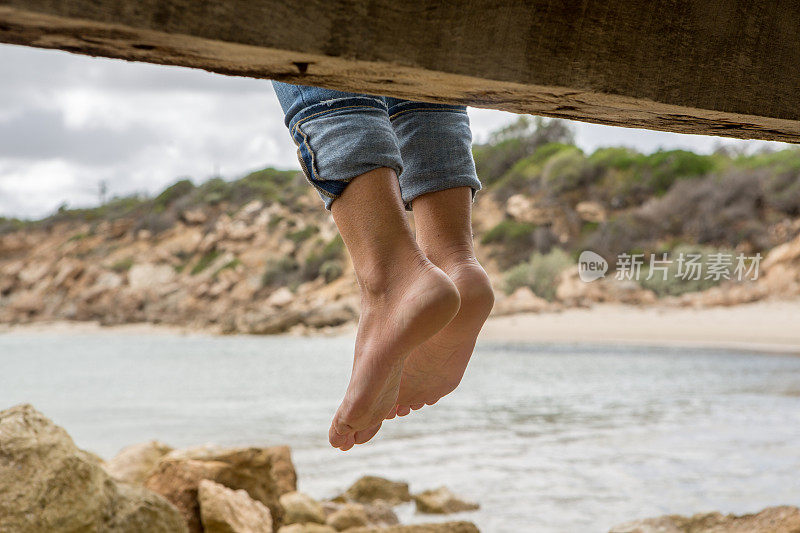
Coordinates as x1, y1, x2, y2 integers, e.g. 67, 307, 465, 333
354, 423, 382, 444
397, 405, 411, 416
411, 403, 424, 410
385, 405, 398, 419
338, 433, 356, 451
329, 419, 353, 448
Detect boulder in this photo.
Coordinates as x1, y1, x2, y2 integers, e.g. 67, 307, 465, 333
609, 506, 800, 533
129, 263, 177, 291
267, 287, 295, 307
575, 200, 607, 223
413, 487, 479, 514
346, 522, 480, 533
199, 479, 273, 533
326, 503, 369, 531
279, 491, 326, 525
362, 500, 400, 527
492, 286, 549, 315
0, 404, 187, 533
104, 440, 174, 484
343, 476, 411, 504
303, 302, 357, 328
146, 445, 296, 532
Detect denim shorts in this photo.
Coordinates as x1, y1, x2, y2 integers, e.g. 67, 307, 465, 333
272, 82, 481, 210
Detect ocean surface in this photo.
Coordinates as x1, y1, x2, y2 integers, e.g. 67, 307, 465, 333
1, 331, 799, 532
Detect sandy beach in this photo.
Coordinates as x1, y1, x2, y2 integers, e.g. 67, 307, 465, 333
3, 300, 800, 354
480, 300, 800, 354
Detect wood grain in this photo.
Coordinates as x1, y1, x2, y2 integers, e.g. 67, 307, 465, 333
1, 1, 798, 142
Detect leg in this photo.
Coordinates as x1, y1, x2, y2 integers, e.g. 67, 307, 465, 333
395, 187, 494, 412
271, 83, 460, 448
329, 168, 460, 448
385, 100, 494, 412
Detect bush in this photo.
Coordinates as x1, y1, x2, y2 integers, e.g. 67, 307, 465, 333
191, 250, 221, 275
262, 256, 300, 287
473, 116, 574, 187
540, 146, 589, 193
481, 220, 537, 246
213, 258, 241, 277
287, 225, 319, 244
319, 260, 344, 283
153, 179, 194, 212
111, 257, 134, 273
502, 248, 572, 300
638, 245, 734, 297
302, 235, 345, 281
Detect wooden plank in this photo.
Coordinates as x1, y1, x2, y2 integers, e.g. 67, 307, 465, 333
1, 1, 799, 142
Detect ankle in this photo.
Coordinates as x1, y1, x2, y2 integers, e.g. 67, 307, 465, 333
356, 247, 428, 300
421, 241, 477, 271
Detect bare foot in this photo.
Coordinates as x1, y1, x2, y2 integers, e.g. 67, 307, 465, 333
394, 251, 494, 413
329, 252, 460, 450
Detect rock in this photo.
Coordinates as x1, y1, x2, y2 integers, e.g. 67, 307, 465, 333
198, 479, 273, 533
146, 445, 296, 532
303, 302, 357, 328
555, 266, 604, 305
575, 200, 607, 222
326, 503, 369, 530
182, 208, 208, 225
362, 501, 400, 527
8, 289, 44, 314
280, 491, 326, 525
267, 287, 295, 307
278, 524, 337, 533
94, 270, 125, 291
762, 233, 800, 270
16, 261, 50, 286
343, 476, 411, 504
129, 263, 177, 291
413, 487, 479, 514
609, 505, 800, 533
104, 440, 174, 484
346, 522, 480, 533
0, 404, 187, 533
492, 286, 549, 315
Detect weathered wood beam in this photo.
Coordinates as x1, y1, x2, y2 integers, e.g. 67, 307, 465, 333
1, 1, 799, 143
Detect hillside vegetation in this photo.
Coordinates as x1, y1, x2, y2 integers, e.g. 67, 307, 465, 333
1, 118, 799, 332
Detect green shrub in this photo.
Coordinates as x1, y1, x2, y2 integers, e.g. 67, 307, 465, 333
540, 146, 589, 193
481, 220, 537, 246
640, 150, 720, 194
111, 257, 134, 273
288, 225, 319, 244
302, 235, 345, 281
638, 245, 734, 297
153, 179, 194, 212
213, 258, 241, 277
473, 116, 574, 187
320, 260, 344, 283
262, 256, 300, 287
191, 250, 221, 275
502, 248, 572, 300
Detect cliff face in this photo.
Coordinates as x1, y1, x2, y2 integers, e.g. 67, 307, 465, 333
0, 195, 362, 334
2, 188, 799, 334
2, 124, 800, 333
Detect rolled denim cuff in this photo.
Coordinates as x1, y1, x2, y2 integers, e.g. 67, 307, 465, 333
289, 97, 404, 210
389, 103, 481, 210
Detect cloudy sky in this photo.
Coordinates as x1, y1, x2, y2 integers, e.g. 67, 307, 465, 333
0, 44, 790, 219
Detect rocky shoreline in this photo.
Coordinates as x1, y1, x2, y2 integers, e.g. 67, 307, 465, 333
0, 404, 481, 533
1, 404, 798, 533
